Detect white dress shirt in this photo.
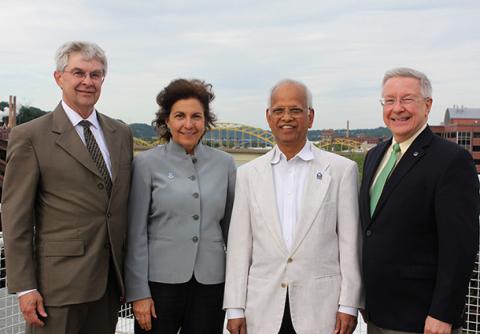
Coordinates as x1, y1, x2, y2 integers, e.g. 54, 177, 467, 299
271, 141, 314, 251
227, 141, 357, 319
62, 100, 112, 177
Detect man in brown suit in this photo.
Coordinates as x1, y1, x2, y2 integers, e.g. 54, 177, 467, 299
1, 41, 133, 334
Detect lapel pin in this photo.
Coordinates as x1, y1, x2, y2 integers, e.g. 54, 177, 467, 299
316, 171, 322, 180
413, 152, 419, 157
167, 171, 175, 179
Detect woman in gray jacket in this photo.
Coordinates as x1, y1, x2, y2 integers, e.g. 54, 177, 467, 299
125, 79, 236, 334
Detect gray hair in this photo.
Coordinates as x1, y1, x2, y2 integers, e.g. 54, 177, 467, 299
269, 79, 313, 108
382, 67, 432, 98
55, 41, 108, 75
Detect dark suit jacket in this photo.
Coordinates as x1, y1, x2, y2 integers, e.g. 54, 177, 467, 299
359, 126, 479, 332
1, 103, 133, 306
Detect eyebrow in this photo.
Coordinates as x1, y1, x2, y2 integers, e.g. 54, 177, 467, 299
67, 67, 104, 72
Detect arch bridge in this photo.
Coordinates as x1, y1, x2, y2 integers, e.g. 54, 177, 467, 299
133, 123, 363, 152
203, 122, 275, 148
316, 138, 362, 151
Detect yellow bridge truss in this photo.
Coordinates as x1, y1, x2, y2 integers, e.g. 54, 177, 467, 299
134, 123, 276, 149
203, 122, 275, 147
133, 123, 362, 150
316, 138, 362, 150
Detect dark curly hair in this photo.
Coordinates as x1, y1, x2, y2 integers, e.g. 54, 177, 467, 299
153, 79, 217, 141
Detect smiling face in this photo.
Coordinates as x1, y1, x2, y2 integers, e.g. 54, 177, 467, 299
266, 82, 314, 158
166, 98, 206, 154
54, 52, 104, 118
382, 76, 432, 143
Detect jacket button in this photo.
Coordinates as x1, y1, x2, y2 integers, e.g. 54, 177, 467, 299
104, 242, 110, 249
287, 257, 293, 263
192, 192, 199, 198
107, 212, 112, 218
366, 230, 372, 237
281, 283, 287, 288
192, 236, 199, 243
189, 175, 196, 181
192, 214, 199, 220
97, 183, 104, 189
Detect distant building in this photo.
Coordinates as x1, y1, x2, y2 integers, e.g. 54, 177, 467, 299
430, 106, 480, 173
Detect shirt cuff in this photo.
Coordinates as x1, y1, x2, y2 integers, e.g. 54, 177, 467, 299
17, 289, 37, 297
338, 305, 358, 317
226, 308, 245, 319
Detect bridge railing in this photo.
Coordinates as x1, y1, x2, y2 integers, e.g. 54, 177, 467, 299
0, 232, 478, 333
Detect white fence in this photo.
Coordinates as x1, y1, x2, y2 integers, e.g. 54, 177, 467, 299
0, 233, 477, 333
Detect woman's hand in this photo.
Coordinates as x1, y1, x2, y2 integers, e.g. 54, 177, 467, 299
133, 297, 157, 331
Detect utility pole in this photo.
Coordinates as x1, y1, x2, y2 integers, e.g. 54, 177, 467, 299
8, 95, 16, 128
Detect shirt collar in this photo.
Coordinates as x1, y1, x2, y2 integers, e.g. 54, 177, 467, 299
392, 123, 428, 154
166, 139, 205, 159
271, 141, 314, 165
62, 100, 100, 130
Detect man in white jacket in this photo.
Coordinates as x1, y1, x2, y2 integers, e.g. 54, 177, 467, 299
223, 79, 363, 334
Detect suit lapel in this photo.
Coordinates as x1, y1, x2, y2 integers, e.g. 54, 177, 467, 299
372, 128, 433, 219
291, 151, 331, 254
253, 151, 289, 255
52, 104, 102, 178
361, 140, 390, 227
97, 113, 121, 183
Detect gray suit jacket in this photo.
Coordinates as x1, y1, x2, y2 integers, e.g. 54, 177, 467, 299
125, 140, 236, 302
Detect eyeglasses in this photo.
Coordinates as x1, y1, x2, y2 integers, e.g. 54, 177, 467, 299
380, 96, 430, 107
269, 107, 310, 118
63, 69, 105, 82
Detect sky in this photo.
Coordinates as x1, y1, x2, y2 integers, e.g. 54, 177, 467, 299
1, 0, 479, 130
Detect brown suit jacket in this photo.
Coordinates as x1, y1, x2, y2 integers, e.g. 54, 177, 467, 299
1, 103, 133, 306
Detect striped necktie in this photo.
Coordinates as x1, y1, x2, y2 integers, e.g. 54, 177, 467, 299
79, 120, 112, 197
370, 143, 400, 216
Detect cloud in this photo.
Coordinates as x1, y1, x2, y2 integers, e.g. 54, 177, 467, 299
1, 0, 479, 129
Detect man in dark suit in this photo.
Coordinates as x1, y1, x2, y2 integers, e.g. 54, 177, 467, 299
1, 41, 133, 334
359, 67, 479, 334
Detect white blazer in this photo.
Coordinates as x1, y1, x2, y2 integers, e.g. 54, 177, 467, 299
223, 146, 363, 334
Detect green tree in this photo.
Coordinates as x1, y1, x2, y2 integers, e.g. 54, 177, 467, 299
16, 106, 48, 124
0, 101, 8, 111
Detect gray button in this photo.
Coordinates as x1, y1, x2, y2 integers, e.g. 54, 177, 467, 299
106, 212, 112, 218
97, 183, 104, 190
193, 214, 199, 220
366, 230, 372, 237
189, 175, 196, 181
192, 157, 198, 163
192, 236, 199, 242
193, 192, 199, 198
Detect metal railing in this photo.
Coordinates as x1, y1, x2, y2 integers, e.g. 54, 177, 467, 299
0, 232, 477, 333
0, 235, 136, 334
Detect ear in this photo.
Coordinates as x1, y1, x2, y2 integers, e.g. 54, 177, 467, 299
308, 108, 315, 128
266, 108, 274, 126
54, 71, 63, 89
425, 98, 433, 115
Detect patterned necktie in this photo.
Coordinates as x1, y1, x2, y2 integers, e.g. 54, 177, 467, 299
370, 143, 401, 216
79, 120, 112, 197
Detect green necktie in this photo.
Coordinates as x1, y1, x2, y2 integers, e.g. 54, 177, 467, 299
370, 143, 401, 216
